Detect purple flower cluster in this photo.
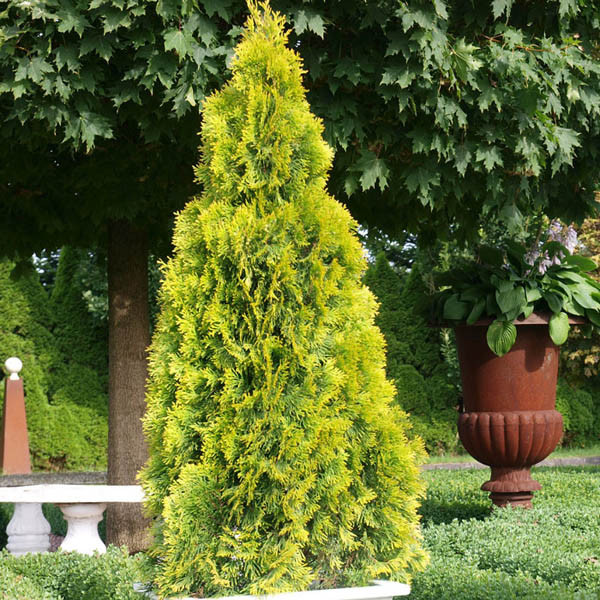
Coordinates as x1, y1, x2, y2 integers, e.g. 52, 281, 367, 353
524, 221, 578, 275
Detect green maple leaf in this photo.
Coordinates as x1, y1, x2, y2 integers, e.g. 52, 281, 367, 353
164, 29, 189, 57
196, 17, 217, 46
56, 9, 90, 36
454, 144, 472, 176
452, 39, 482, 82
200, 0, 233, 20
80, 35, 114, 61
28, 57, 54, 84
381, 66, 414, 88
492, 0, 513, 19
433, 0, 448, 19
333, 57, 362, 85
405, 166, 439, 205
355, 150, 389, 192
55, 46, 80, 72
148, 52, 178, 88
293, 9, 325, 38
55, 75, 71, 100
554, 126, 580, 155
558, 0, 578, 17
80, 111, 114, 151
12, 82, 27, 99
385, 30, 409, 58
103, 8, 131, 34
475, 146, 503, 172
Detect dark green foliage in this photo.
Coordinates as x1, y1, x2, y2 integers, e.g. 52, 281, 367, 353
142, 5, 427, 596
33, 250, 62, 291
411, 559, 594, 600
50, 247, 108, 371
0, 546, 145, 600
364, 255, 460, 454
431, 236, 600, 356
556, 379, 600, 446
3, 2, 600, 259
60, 248, 163, 332
365, 256, 442, 377
412, 467, 600, 599
0, 257, 107, 471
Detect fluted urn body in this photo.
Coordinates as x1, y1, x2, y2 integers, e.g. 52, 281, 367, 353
456, 314, 564, 508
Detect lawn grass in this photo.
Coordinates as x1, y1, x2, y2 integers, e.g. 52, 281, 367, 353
2, 466, 600, 599
425, 442, 600, 464
411, 466, 600, 599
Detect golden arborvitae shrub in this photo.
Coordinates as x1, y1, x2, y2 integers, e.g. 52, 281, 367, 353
140, 3, 427, 597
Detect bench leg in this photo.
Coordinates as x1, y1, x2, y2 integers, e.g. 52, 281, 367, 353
57, 503, 107, 555
6, 502, 51, 555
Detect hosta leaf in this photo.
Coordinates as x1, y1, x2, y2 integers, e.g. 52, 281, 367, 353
523, 303, 535, 319
495, 286, 526, 314
563, 296, 586, 316
543, 291, 562, 314
555, 270, 587, 284
586, 311, 600, 327
572, 289, 599, 310
564, 254, 597, 272
525, 286, 542, 302
486, 320, 517, 357
443, 294, 469, 321
466, 298, 485, 325
549, 312, 570, 345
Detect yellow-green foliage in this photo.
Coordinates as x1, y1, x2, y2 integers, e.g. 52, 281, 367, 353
141, 4, 427, 597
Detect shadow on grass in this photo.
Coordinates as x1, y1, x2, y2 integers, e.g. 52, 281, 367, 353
419, 497, 491, 526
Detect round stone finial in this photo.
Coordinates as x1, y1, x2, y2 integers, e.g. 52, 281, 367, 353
5, 357, 23, 380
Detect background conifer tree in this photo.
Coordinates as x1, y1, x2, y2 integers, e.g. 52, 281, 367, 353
364, 254, 460, 454
0, 259, 107, 470
141, 3, 427, 596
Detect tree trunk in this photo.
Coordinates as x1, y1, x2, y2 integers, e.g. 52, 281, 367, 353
106, 219, 151, 552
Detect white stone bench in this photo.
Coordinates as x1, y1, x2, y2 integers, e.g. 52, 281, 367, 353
0, 484, 145, 555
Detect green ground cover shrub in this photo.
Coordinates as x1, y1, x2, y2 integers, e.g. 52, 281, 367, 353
0, 255, 108, 471
141, 4, 426, 597
0, 546, 144, 600
1, 562, 61, 600
412, 467, 600, 599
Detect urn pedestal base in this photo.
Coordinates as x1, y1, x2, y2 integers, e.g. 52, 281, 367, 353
458, 410, 562, 508
481, 467, 542, 508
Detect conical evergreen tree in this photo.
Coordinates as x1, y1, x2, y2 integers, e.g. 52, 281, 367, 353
0, 259, 107, 470
50, 246, 108, 372
141, 4, 427, 596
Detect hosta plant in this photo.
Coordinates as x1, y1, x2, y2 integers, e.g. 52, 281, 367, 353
140, 3, 427, 598
430, 222, 600, 356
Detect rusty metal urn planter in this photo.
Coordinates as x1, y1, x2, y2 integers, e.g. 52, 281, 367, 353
455, 313, 570, 508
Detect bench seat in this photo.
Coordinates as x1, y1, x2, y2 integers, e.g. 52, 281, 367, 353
0, 484, 146, 555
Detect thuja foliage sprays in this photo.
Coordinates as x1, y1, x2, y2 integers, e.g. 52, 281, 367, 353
141, 3, 427, 597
